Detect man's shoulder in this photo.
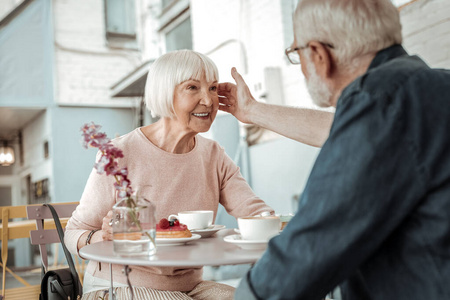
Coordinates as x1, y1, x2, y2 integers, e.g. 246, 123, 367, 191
345, 55, 449, 103
334, 54, 450, 130
361, 55, 428, 96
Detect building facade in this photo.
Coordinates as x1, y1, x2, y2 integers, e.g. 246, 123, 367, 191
0, 0, 142, 267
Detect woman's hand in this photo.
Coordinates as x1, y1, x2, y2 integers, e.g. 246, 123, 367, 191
101, 210, 113, 241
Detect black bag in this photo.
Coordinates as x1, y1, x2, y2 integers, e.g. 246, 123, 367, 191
40, 204, 83, 300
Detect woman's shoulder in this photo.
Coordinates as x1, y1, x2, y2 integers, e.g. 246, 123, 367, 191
111, 128, 142, 146
109, 128, 150, 158
196, 135, 225, 154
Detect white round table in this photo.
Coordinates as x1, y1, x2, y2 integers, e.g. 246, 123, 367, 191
79, 229, 265, 299
79, 229, 264, 267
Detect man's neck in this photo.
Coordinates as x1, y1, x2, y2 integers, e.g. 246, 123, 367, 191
330, 53, 376, 107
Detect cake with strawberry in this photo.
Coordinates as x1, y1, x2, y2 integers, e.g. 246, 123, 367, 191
156, 218, 192, 238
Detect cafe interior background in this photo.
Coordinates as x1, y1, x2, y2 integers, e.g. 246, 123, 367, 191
1, 0, 449, 290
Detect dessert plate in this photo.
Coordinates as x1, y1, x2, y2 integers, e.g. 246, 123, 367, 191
156, 234, 201, 246
190, 224, 226, 238
223, 234, 268, 250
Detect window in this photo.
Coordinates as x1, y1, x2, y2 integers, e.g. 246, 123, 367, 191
31, 178, 50, 204
105, 0, 136, 38
165, 16, 192, 52
158, 0, 192, 52
43, 141, 49, 159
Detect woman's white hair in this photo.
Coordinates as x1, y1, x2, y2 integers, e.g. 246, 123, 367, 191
294, 0, 402, 68
145, 50, 219, 118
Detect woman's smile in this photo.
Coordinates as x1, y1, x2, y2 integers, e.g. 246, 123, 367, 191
192, 112, 211, 119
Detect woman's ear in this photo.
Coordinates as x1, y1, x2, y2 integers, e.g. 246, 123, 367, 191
308, 41, 333, 78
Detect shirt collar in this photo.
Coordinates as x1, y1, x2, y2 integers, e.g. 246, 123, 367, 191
367, 44, 408, 70
338, 44, 408, 102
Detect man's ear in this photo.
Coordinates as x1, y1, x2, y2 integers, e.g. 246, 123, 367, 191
308, 41, 333, 78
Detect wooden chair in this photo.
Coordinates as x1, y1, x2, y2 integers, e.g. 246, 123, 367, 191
26, 203, 84, 283
1, 205, 41, 300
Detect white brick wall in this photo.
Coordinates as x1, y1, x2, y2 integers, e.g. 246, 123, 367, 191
400, 0, 450, 68
52, 0, 142, 106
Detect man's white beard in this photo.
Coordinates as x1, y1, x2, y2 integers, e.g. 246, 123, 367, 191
304, 58, 333, 107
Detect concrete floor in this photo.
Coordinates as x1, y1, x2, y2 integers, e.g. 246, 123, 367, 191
3, 268, 42, 289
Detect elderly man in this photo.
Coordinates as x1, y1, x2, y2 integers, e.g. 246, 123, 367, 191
219, 0, 450, 299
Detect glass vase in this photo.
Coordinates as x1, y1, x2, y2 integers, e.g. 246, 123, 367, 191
112, 196, 157, 256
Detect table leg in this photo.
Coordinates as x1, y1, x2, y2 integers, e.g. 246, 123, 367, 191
109, 263, 116, 300
124, 265, 134, 300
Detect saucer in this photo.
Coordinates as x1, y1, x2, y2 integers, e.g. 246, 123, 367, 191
235, 228, 282, 234
223, 234, 268, 250
156, 234, 201, 246
190, 225, 226, 238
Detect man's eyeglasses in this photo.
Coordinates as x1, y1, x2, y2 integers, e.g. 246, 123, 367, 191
285, 42, 335, 65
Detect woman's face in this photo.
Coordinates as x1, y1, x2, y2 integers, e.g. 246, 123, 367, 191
172, 74, 219, 134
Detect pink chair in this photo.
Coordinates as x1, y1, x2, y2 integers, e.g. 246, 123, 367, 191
26, 203, 83, 281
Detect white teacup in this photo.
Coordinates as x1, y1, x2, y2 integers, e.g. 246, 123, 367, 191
238, 216, 281, 241
168, 210, 213, 230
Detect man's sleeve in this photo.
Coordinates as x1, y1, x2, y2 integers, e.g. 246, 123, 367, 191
235, 271, 260, 300
235, 92, 426, 299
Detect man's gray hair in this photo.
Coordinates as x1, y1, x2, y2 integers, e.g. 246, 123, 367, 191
145, 50, 219, 118
294, 0, 402, 68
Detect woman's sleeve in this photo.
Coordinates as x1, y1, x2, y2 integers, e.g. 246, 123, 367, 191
218, 148, 274, 218
64, 164, 116, 255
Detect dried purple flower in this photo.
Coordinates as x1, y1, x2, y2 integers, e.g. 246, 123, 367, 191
81, 122, 133, 199
94, 155, 111, 174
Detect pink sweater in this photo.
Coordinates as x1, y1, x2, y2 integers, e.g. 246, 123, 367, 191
65, 128, 273, 291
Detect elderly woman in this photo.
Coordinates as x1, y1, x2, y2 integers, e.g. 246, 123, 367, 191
65, 50, 273, 299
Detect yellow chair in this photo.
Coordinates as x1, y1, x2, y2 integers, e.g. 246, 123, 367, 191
1, 202, 81, 300
1, 204, 41, 299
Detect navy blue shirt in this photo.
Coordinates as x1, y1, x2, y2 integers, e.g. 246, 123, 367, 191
235, 45, 450, 300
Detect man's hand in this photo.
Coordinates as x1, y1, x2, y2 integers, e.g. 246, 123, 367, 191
220, 68, 333, 147
218, 67, 257, 124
